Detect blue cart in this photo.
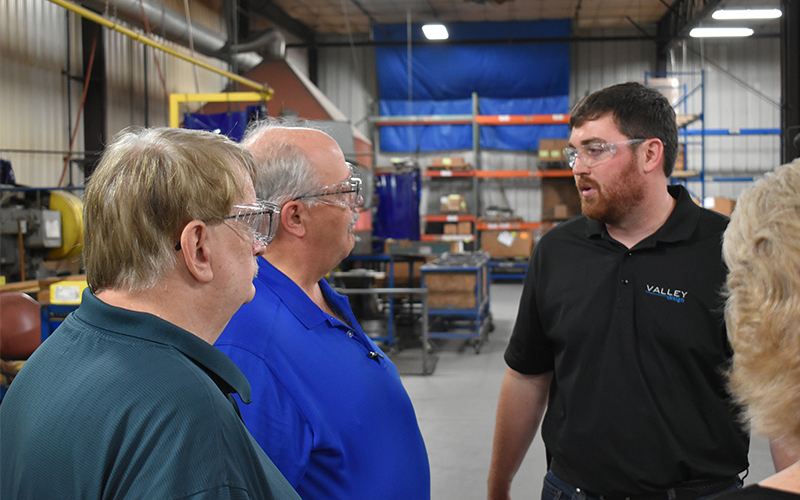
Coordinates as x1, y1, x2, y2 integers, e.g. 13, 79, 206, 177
421, 252, 493, 354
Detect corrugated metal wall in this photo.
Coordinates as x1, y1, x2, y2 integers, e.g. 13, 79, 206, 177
317, 42, 378, 140
105, 28, 229, 133
1, 0, 232, 188
1, 0, 83, 187
673, 37, 780, 199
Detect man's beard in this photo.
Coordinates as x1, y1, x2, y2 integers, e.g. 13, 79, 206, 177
579, 155, 645, 225
348, 209, 360, 233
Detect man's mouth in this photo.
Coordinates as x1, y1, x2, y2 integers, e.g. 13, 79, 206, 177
579, 182, 597, 198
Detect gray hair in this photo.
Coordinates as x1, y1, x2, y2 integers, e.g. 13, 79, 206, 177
241, 118, 330, 207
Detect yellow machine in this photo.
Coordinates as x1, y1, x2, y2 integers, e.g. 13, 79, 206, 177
0, 190, 84, 283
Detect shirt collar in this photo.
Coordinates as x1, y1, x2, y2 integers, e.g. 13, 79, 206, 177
75, 288, 253, 402
256, 258, 336, 330
585, 184, 700, 247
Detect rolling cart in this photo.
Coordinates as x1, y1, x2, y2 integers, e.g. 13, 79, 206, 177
421, 252, 493, 354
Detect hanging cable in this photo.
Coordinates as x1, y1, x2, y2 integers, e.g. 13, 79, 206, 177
339, 0, 359, 73
182, 0, 201, 94
59, 24, 99, 187
137, 0, 169, 104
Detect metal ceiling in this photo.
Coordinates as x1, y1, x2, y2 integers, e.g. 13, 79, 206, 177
246, 0, 782, 42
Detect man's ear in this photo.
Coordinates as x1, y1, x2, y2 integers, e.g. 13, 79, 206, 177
178, 221, 214, 283
642, 138, 665, 175
280, 200, 307, 238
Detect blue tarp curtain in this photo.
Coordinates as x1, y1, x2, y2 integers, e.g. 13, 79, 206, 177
183, 105, 263, 142
375, 20, 571, 152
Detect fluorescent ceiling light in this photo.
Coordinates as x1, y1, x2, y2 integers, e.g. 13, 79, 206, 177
422, 24, 449, 40
690, 27, 754, 37
712, 9, 782, 20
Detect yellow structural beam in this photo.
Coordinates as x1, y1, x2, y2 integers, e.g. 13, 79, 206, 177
48, 0, 274, 99
169, 92, 267, 128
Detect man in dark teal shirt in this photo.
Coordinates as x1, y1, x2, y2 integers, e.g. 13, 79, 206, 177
0, 127, 298, 499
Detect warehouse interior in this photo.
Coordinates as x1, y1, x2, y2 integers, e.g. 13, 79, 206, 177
1, 0, 797, 498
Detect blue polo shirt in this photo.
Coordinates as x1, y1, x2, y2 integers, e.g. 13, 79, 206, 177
216, 258, 431, 500
0, 289, 300, 500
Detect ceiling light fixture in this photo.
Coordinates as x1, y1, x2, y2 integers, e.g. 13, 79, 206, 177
690, 27, 754, 37
422, 24, 449, 40
712, 9, 782, 20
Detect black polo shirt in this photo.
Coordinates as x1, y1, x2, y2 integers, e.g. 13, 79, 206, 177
506, 185, 749, 496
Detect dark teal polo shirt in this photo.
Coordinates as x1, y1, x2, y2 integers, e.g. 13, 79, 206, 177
506, 185, 749, 496
0, 289, 300, 500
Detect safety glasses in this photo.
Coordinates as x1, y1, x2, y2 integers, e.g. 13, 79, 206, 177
223, 201, 281, 246
174, 200, 281, 251
563, 138, 646, 169
293, 163, 363, 208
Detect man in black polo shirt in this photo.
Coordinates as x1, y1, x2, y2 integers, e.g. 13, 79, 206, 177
488, 82, 749, 500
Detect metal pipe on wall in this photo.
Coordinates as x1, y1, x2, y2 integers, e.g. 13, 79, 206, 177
78, 0, 268, 71
47, 0, 274, 98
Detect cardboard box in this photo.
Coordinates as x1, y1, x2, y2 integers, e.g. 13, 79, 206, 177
430, 156, 469, 169
542, 177, 581, 221
703, 197, 736, 216
392, 257, 437, 287
428, 291, 477, 309
674, 150, 686, 171
384, 239, 452, 255
538, 139, 570, 164
440, 194, 467, 213
425, 272, 478, 309
481, 229, 535, 258
444, 223, 458, 235
457, 221, 473, 235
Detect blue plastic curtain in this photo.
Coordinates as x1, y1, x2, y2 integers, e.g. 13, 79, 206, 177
375, 20, 571, 152
183, 105, 263, 142
373, 169, 421, 240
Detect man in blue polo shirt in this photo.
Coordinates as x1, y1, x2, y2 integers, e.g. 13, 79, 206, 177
215, 119, 430, 500
488, 83, 749, 500
0, 127, 299, 499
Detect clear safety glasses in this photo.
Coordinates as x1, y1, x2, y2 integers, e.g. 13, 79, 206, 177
223, 201, 281, 246
563, 138, 646, 169
294, 163, 363, 208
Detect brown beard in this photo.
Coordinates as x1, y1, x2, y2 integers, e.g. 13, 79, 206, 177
579, 154, 645, 225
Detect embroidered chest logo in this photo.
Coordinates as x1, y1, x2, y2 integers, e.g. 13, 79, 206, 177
645, 285, 688, 304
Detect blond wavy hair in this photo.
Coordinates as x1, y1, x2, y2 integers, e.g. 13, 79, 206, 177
83, 127, 256, 292
723, 157, 800, 454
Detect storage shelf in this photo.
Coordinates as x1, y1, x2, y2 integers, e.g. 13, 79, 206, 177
476, 221, 548, 231
425, 169, 475, 178
426, 169, 573, 179
421, 234, 475, 242
671, 170, 701, 179
424, 214, 476, 223
373, 113, 569, 127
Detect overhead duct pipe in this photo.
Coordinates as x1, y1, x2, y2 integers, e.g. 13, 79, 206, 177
48, 0, 274, 97
78, 0, 285, 72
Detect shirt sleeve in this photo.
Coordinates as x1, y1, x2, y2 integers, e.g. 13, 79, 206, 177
504, 237, 556, 375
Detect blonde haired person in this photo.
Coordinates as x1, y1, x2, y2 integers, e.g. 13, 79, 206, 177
720, 157, 800, 500
0, 127, 299, 499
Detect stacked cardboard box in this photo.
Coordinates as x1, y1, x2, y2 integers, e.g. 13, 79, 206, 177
538, 139, 570, 167
430, 157, 470, 170
440, 194, 468, 213
480, 230, 535, 259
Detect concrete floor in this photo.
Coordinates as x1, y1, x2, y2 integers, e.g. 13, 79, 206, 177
397, 282, 776, 500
